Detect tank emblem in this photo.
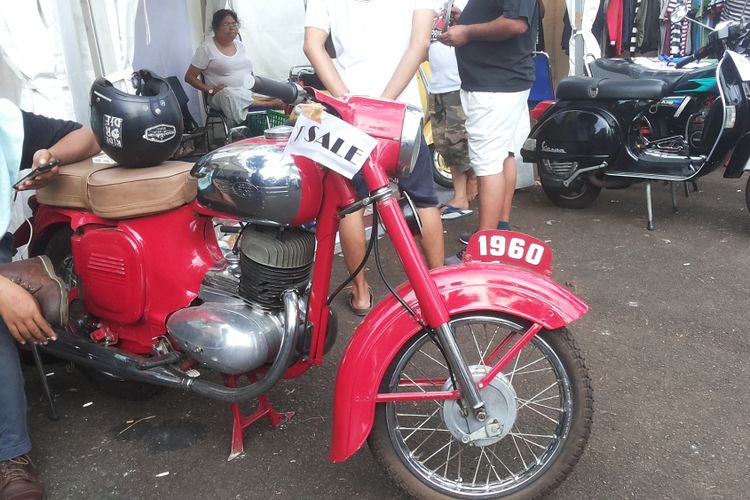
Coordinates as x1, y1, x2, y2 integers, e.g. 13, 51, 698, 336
541, 141, 566, 154
143, 124, 177, 143
232, 182, 259, 198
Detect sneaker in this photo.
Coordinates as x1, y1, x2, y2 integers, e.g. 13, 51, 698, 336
0, 455, 44, 500
458, 231, 473, 245
444, 247, 465, 266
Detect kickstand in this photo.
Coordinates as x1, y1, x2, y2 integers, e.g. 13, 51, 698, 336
670, 182, 679, 214
30, 343, 59, 421
646, 182, 655, 230
224, 373, 295, 461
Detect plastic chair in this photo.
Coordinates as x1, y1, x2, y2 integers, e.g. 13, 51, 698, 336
198, 74, 232, 149
528, 52, 555, 108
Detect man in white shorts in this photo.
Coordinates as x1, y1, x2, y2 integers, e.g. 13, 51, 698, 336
440, 0, 537, 244
304, 0, 444, 316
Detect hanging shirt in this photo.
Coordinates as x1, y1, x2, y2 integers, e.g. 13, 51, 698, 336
720, 0, 748, 21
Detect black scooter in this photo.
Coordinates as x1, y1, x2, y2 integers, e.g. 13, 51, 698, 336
522, 15, 750, 229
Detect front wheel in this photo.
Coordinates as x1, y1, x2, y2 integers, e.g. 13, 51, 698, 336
745, 177, 750, 214
540, 173, 601, 209
368, 313, 593, 499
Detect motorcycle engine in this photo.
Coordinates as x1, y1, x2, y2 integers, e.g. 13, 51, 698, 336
238, 225, 316, 310
169, 225, 317, 375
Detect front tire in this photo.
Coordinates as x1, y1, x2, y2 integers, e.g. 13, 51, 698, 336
745, 177, 750, 214
368, 313, 593, 499
540, 173, 601, 209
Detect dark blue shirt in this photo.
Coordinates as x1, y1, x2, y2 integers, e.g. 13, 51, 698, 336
456, 0, 539, 92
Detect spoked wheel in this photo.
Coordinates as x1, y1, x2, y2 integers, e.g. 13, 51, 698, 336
540, 173, 601, 209
369, 313, 593, 499
430, 144, 454, 188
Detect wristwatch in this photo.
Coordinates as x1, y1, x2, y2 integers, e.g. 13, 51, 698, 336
208, 88, 214, 96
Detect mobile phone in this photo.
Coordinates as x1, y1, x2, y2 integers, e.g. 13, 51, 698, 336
12, 159, 61, 190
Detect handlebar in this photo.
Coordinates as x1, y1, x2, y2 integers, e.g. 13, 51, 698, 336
250, 76, 305, 104
675, 42, 714, 68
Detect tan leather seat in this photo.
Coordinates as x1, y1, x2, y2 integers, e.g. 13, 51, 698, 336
36, 159, 198, 219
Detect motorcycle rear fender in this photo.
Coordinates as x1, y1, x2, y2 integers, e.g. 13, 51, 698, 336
724, 133, 750, 178
522, 106, 621, 166
329, 262, 588, 463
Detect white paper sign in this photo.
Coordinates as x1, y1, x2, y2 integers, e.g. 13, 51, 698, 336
283, 113, 377, 179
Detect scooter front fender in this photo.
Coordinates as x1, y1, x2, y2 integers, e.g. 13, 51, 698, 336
724, 132, 750, 178
329, 262, 587, 463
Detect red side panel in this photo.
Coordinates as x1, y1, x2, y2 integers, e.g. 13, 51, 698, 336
72, 228, 145, 324
329, 262, 588, 463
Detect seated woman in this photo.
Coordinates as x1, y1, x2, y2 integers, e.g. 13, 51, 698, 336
184, 8, 283, 128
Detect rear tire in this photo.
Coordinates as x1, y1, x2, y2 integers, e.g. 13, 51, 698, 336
540, 173, 601, 209
80, 367, 162, 401
368, 313, 593, 499
745, 177, 750, 214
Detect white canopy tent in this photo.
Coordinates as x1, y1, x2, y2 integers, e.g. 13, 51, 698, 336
0, 0, 309, 125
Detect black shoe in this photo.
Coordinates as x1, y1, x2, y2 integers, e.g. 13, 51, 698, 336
444, 247, 465, 266
458, 232, 473, 245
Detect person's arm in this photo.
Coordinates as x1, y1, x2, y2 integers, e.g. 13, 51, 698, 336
304, 27, 349, 98
17, 127, 100, 191
381, 9, 434, 101
439, 15, 528, 47
0, 277, 56, 344
184, 64, 225, 95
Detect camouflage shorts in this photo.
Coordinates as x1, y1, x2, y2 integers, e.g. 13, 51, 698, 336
429, 91, 471, 172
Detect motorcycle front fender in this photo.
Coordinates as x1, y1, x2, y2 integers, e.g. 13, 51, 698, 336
329, 262, 588, 463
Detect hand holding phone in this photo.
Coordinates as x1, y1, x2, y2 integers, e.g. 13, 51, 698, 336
13, 159, 61, 190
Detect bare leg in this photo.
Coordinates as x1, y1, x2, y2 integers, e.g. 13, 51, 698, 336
339, 209, 371, 310
477, 172, 505, 231
499, 155, 516, 222
466, 170, 478, 202
416, 207, 445, 269
444, 166, 469, 210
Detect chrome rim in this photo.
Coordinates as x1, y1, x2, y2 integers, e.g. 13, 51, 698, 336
433, 149, 452, 182
384, 315, 573, 498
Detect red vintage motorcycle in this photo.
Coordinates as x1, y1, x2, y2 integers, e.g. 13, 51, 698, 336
24, 77, 593, 499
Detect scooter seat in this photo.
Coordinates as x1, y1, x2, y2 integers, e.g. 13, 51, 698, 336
556, 76, 668, 100
36, 158, 197, 219
590, 59, 687, 89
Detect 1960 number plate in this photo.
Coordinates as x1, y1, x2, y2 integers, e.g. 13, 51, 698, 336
462, 230, 553, 275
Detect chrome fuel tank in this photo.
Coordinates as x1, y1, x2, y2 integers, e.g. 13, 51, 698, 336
191, 140, 323, 226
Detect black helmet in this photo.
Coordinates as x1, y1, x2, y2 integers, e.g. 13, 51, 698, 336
90, 69, 183, 168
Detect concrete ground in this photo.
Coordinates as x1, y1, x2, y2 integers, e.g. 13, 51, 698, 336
21, 170, 750, 499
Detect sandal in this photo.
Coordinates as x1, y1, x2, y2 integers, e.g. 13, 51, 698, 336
348, 286, 373, 317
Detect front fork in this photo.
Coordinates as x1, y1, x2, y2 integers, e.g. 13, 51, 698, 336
360, 168, 487, 417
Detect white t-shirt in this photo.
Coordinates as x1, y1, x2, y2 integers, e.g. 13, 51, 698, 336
428, 0, 467, 94
305, 0, 438, 110
191, 39, 253, 88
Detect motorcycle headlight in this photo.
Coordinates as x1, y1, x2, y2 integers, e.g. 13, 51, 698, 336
396, 105, 423, 178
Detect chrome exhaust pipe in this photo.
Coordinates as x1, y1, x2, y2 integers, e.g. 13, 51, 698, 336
38, 289, 301, 403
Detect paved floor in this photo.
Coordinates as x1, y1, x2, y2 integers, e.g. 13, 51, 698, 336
21, 170, 750, 499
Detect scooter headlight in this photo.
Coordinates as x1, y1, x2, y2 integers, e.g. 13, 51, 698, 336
396, 105, 423, 178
